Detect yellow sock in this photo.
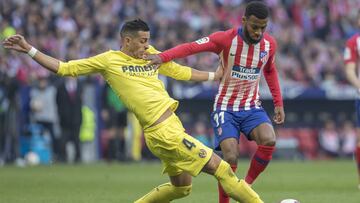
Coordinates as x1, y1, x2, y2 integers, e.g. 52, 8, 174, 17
134, 182, 192, 203
214, 160, 264, 203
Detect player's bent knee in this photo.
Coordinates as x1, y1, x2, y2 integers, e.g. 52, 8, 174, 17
173, 185, 192, 198
262, 139, 276, 146
258, 135, 276, 146
223, 153, 238, 164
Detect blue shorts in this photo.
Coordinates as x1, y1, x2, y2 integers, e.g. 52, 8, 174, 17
210, 108, 272, 150
355, 100, 360, 127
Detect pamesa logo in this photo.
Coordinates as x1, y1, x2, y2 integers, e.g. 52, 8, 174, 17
121, 65, 157, 76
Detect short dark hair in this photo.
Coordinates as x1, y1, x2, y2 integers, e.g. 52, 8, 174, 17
120, 19, 150, 38
244, 1, 269, 19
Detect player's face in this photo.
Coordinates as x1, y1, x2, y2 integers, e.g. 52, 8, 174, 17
242, 15, 268, 44
128, 31, 150, 59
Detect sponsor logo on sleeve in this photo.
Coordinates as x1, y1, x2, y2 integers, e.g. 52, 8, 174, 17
195, 37, 210, 45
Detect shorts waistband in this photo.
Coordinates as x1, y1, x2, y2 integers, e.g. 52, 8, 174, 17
144, 113, 177, 133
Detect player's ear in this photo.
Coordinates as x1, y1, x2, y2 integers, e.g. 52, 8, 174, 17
242, 16, 247, 26
124, 36, 132, 45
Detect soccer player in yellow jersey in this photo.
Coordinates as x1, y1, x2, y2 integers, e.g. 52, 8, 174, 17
3, 19, 263, 203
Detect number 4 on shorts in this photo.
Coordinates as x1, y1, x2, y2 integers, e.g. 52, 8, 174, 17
182, 138, 196, 150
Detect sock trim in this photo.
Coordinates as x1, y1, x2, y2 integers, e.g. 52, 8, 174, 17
254, 155, 270, 166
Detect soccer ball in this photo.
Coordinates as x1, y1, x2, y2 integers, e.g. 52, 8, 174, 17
25, 152, 40, 166
280, 199, 300, 203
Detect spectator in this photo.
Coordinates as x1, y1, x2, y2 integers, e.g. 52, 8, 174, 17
340, 120, 357, 158
101, 83, 128, 162
319, 119, 340, 158
29, 71, 59, 161
56, 77, 82, 163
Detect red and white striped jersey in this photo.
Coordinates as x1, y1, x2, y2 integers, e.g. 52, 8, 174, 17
159, 27, 283, 111
344, 33, 360, 80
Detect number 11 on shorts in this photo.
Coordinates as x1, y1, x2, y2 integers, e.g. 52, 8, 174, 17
213, 111, 224, 127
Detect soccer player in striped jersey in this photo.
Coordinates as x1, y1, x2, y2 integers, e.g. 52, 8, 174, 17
145, 2, 285, 202
3, 19, 264, 203
344, 14, 360, 189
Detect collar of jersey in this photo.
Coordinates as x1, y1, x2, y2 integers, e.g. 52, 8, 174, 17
238, 27, 245, 39
117, 50, 140, 61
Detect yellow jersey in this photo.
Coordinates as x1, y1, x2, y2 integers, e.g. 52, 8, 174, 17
57, 46, 192, 128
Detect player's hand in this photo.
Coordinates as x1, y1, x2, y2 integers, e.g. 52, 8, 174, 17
2, 34, 32, 53
143, 53, 163, 66
273, 106, 285, 124
214, 65, 224, 81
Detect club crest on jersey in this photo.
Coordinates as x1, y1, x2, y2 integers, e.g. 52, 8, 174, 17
260, 51, 268, 63
195, 37, 209, 45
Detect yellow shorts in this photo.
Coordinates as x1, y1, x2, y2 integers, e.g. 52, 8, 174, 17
144, 114, 213, 177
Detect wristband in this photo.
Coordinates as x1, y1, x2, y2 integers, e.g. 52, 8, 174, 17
208, 72, 215, 81
27, 47, 38, 58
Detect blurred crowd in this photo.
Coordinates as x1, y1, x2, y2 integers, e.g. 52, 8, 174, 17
0, 0, 359, 164
1, 0, 360, 99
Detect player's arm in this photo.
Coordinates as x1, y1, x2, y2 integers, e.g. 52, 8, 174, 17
145, 31, 227, 65
344, 40, 360, 90
3, 34, 108, 77
159, 61, 223, 82
190, 65, 223, 81
2, 34, 60, 73
263, 42, 285, 124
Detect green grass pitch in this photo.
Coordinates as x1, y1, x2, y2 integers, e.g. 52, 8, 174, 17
0, 160, 359, 203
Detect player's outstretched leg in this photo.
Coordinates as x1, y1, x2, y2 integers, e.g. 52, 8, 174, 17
134, 182, 192, 203
203, 153, 264, 203
134, 172, 192, 203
